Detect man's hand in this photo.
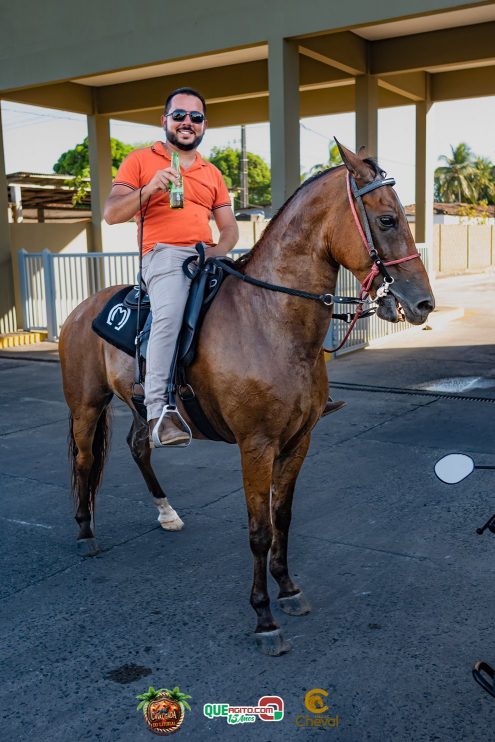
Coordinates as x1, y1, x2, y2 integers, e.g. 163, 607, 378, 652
104, 168, 179, 225
143, 167, 180, 199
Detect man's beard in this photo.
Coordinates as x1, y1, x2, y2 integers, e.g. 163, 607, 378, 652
165, 124, 204, 152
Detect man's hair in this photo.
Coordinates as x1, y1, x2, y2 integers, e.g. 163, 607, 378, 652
164, 88, 207, 116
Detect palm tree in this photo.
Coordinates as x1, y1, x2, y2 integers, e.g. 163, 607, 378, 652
470, 156, 495, 204
163, 686, 192, 714
136, 686, 167, 714
435, 143, 476, 203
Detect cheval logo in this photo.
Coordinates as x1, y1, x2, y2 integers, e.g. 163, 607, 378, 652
204, 695, 284, 725
106, 302, 130, 331
294, 688, 340, 729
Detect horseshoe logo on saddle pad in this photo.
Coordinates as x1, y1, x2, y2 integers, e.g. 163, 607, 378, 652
106, 303, 131, 331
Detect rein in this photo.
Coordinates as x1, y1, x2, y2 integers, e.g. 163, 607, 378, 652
203, 257, 366, 310
203, 168, 421, 353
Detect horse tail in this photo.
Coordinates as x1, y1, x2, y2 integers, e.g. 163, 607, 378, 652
68, 405, 112, 521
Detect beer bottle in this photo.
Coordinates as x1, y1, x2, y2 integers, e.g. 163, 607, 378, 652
169, 151, 184, 209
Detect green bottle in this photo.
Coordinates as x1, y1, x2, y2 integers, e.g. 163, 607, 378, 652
169, 151, 184, 209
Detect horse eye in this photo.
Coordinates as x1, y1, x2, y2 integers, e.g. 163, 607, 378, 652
378, 216, 395, 229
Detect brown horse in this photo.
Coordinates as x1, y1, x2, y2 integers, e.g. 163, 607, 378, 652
59, 143, 434, 655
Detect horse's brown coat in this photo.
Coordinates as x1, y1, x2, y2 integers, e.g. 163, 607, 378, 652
59, 144, 434, 652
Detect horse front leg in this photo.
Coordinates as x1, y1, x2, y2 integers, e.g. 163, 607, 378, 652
126, 414, 184, 531
240, 442, 291, 656
270, 434, 312, 616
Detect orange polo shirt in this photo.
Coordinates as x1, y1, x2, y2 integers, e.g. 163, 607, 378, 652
113, 142, 231, 255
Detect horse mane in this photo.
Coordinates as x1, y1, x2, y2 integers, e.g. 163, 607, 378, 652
234, 158, 386, 268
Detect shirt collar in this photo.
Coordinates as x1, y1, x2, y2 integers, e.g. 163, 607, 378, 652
151, 141, 207, 168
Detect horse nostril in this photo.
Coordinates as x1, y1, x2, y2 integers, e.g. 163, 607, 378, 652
417, 299, 435, 314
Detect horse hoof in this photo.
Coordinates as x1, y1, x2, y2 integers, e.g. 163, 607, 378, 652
278, 591, 311, 616
159, 516, 184, 531
76, 538, 99, 557
155, 500, 184, 531
255, 629, 291, 656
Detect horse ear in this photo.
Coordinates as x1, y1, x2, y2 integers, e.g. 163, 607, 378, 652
334, 138, 373, 182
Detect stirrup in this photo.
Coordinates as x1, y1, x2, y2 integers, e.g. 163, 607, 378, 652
151, 404, 192, 448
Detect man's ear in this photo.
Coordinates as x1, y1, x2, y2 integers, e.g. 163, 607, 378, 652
334, 138, 374, 183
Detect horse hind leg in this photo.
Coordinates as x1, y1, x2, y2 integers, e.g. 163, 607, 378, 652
270, 434, 312, 616
126, 413, 184, 531
69, 397, 112, 555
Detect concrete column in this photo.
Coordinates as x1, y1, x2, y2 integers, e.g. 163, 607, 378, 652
355, 74, 378, 157
0, 103, 17, 333
268, 37, 300, 211
415, 75, 434, 252
87, 114, 112, 252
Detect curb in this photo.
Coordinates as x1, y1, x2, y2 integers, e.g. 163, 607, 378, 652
366, 306, 464, 348
0, 331, 48, 349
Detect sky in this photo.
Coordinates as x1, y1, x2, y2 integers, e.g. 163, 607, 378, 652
2, 96, 495, 206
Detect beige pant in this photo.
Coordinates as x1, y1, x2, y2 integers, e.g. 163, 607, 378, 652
141, 243, 198, 421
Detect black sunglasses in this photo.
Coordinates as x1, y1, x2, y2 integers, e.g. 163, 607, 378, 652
167, 109, 205, 124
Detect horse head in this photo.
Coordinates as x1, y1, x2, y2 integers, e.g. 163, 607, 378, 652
327, 140, 435, 326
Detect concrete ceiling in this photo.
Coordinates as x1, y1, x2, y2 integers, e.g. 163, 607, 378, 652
74, 45, 269, 87
353, 2, 495, 39
3, 3, 495, 127
66, 3, 495, 88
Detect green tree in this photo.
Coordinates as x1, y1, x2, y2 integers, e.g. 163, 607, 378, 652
434, 142, 476, 203
302, 141, 342, 181
53, 136, 137, 177
207, 146, 271, 207
53, 137, 142, 205
470, 156, 495, 204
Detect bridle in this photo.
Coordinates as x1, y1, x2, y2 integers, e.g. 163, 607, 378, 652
347, 170, 420, 300
324, 170, 421, 351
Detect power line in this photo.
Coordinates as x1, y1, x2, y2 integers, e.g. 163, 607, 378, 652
300, 122, 334, 141
2, 104, 83, 121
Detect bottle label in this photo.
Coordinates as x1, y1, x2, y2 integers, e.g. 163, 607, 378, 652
170, 152, 184, 209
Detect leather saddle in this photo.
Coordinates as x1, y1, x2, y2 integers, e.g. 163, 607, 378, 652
91, 244, 234, 441
92, 249, 230, 368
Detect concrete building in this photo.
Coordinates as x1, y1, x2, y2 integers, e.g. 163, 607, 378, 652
1, 1, 495, 332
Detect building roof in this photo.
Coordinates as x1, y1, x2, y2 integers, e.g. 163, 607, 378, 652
7, 172, 91, 211
404, 202, 495, 217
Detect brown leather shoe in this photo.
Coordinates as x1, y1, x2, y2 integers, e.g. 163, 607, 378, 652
149, 416, 190, 447
321, 398, 347, 417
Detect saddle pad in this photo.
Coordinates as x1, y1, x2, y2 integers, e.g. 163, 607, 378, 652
91, 286, 150, 357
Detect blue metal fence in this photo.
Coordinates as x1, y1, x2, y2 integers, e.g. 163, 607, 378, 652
18, 246, 429, 350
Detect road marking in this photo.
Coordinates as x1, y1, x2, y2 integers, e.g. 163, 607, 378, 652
2, 517, 53, 529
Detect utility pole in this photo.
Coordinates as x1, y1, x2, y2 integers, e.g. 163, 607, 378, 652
240, 125, 248, 208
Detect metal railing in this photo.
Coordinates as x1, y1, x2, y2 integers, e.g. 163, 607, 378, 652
18, 249, 142, 339
18, 246, 429, 351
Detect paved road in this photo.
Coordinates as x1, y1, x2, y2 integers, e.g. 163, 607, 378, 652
1, 273, 494, 741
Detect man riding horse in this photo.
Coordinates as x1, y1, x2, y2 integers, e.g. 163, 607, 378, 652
103, 86, 344, 447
